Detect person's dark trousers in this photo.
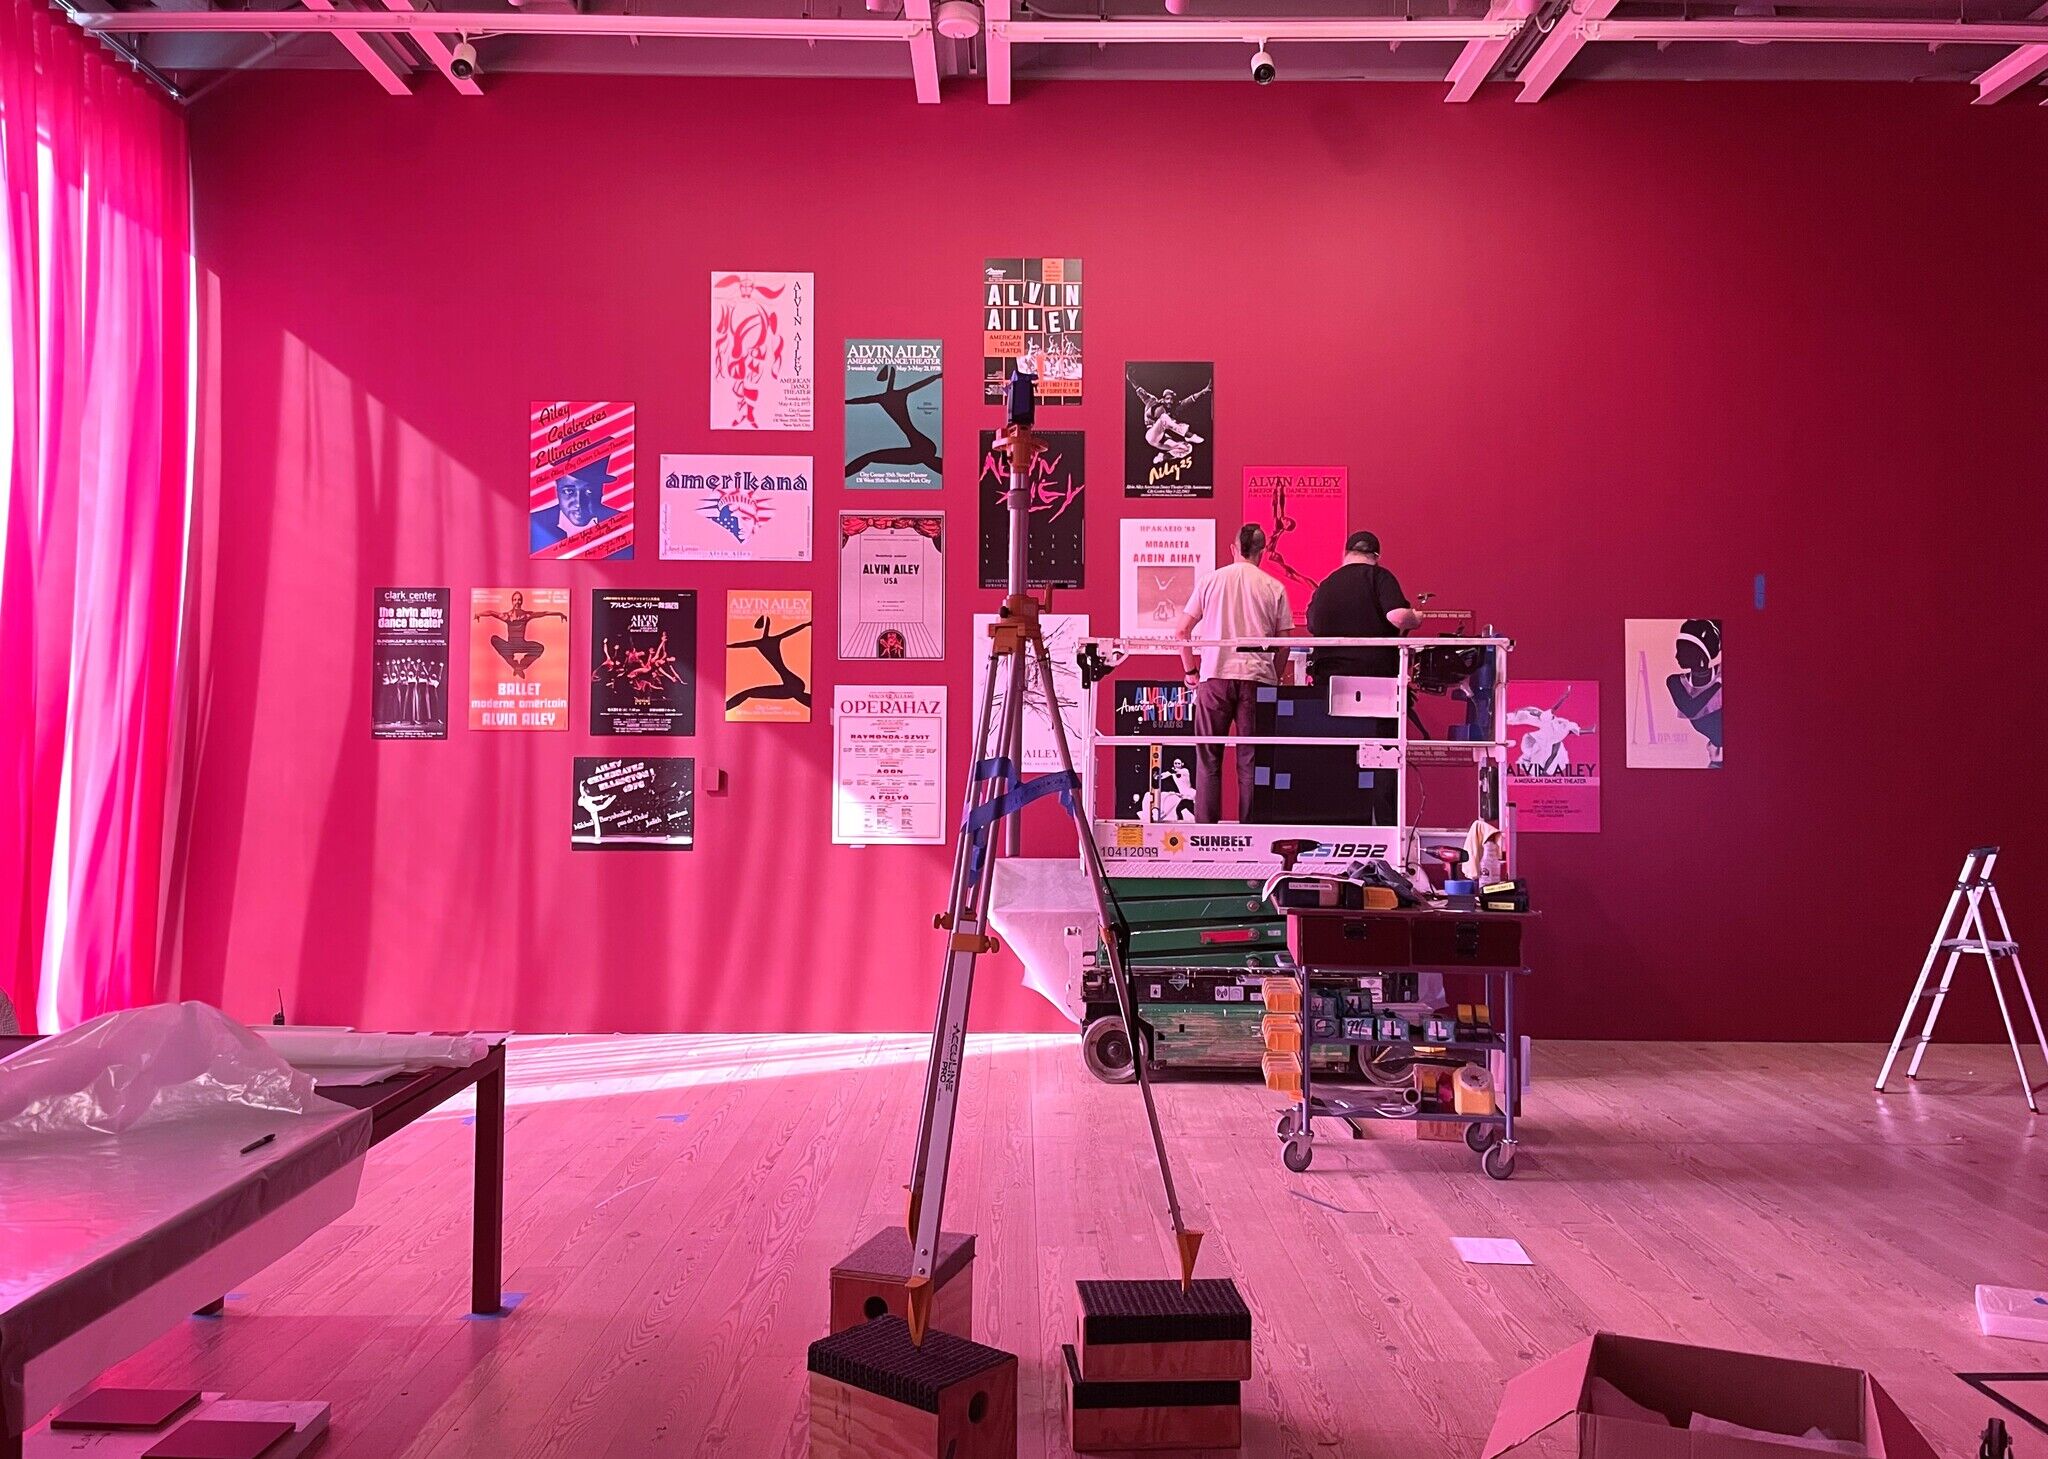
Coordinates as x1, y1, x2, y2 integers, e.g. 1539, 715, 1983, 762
1194, 677, 1260, 823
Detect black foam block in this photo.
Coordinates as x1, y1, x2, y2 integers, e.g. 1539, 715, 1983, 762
807, 1315, 1014, 1414
1076, 1279, 1251, 1346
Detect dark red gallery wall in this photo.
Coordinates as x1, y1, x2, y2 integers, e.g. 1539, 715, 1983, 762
168, 73, 2048, 1039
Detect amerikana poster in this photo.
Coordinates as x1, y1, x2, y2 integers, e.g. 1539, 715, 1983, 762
832, 685, 947, 845
845, 340, 942, 489
983, 258, 1082, 405
711, 271, 812, 431
726, 590, 813, 723
971, 611, 1090, 774
978, 430, 1085, 590
1507, 679, 1600, 831
571, 757, 695, 850
371, 587, 449, 740
1119, 519, 1215, 639
529, 401, 634, 561
1626, 618, 1723, 768
1112, 681, 1197, 823
591, 589, 696, 737
838, 512, 944, 661
659, 454, 813, 562
1124, 363, 1214, 499
1241, 466, 1348, 617
469, 588, 570, 732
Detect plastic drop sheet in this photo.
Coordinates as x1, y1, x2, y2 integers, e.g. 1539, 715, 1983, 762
989, 857, 1101, 1024
252, 1029, 490, 1074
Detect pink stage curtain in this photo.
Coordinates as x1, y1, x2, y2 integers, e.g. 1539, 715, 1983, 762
0, 2, 190, 1032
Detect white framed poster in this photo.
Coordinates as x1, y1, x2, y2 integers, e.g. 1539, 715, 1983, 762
838, 511, 944, 661
711, 270, 813, 431
659, 454, 813, 562
970, 612, 1091, 776
1625, 618, 1723, 768
832, 685, 948, 845
1119, 519, 1215, 640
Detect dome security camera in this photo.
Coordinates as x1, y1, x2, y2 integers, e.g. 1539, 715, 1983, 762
449, 39, 479, 79
1249, 43, 1275, 83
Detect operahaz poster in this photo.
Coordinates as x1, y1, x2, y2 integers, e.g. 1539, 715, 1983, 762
571, 756, 695, 850
529, 401, 634, 560
371, 587, 449, 740
659, 454, 813, 562
845, 340, 941, 489
1507, 679, 1600, 831
1119, 519, 1215, 639
726, 590, 813, 723
1124, 363, 1214, 498
978, 429, 1085, 590
838, 512, 944, 661
469, 588, 570, 731
711, 271, 812, 431
971, 611, 1090, 774
1112, 681, 1198, 823
983, 258, 1082, 405
590, 589, 696, 736
832, 685, 947, 845
1626, 619, 1723, 768
1241, 466, 1348, 617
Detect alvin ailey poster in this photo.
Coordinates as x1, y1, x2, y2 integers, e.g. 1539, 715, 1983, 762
838, 512, 944, 661
845, 340, 942, 489
1240, 465, 1347, 618
1119, 519, 1215, 640
571, 756, 695, 850
1626, 619, 1723, 768
529, 401, 634, 561
371, 587, 449, 740
590, 589, 696, 737
658, 454, 813, 563
468, 588, 570, 732
710, 271, 813, 431
983, 258, 1082, 405
831, 685, 947, 845
978, 429, 1085, 590
1124, 363, 1214, 499
971, 611, 1090, 775
1112, 681, 1198, 823
725, 590, 813, 723
1506, 679, 1601, 830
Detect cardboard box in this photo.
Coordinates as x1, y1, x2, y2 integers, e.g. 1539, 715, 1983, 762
1481, 1334, 1939, 1459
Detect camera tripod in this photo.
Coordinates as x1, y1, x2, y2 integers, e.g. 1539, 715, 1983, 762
899, 400, 1199, 1346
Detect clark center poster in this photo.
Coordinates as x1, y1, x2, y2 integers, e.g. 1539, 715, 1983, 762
469, 588, 570, 732
572, 756, 695, 850
983, 257, 1082, 405
659, 454, 813, 562
710, 271, 813, 431
1626, 618, 1724, 769
726, 590, 813, 723
371, 587, 449, 740
1507, 679, 1600, 831
838, 512, 944, 661
1124, 363, 1214, 499
529, 401, 634, 561
591, 589, 696, 737
832, 685, 947, 845
1119, 519, 1215, 640
845, 340, 942, 489
971, 611, 1090, 775
978, 429, 1085, 590
1241, 466, 1348, 618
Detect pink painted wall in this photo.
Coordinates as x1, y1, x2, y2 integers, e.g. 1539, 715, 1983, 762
170, 74, 2048, 1039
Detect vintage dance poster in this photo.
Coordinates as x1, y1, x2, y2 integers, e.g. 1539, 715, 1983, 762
831, 685, 947, 845
1111, 681, 1198, 823
1507, 679, 1601, 830
978, 429, 1085, 590
1124, 363, 1213, 498
1240, 466, 1347, 617
838, 512, 944, 661
371, 587, 449, 740
468, 588, 570, 732
529, 401, 634, 560
710, 271, 813, 431
725, 590, 814, 723
983, 257, 1082, 405
845, 340, 942, 489
970, 611, 1090, 774
658, 454, 813, 562
571, 757, 695, 850
1626, 619, 1723, 768
1119, 519, 1215, 639
590, 589, 696, 737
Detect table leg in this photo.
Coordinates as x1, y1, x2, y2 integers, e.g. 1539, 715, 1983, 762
194, 1298, 225, 1317
471, 1048, 506, 1315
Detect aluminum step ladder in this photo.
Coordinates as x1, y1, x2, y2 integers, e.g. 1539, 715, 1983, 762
1877, 847, 2047, 1112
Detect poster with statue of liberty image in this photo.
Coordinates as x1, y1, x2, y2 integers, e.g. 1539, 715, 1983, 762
659, 454, 813, 562
710, 271, 812, 431
845, 340, 942, 489
571, 757, 694, 850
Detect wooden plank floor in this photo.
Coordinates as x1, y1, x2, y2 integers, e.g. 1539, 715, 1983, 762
100, 1036, 2048, 1458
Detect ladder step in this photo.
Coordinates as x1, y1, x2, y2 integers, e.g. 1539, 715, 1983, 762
1940, 939, 2018, 955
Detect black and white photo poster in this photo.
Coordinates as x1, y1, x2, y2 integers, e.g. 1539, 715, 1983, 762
831, 685, 947, 845
590, 590, 696, 736
571, 756, 696, 849
1124, 362, 1214, 498
978, 429, 1085, 590
371, 587, 449, 740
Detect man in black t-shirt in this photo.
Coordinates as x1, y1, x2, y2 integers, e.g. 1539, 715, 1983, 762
1306, 531, 1423, 683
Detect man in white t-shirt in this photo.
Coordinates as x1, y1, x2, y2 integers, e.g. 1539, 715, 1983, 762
1173, 523, 1295, 823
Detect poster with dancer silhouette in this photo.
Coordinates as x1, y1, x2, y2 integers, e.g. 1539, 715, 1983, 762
1112, 681, 1198, 823
529, 401, 635, 561
590, 590, 696, 736
838, 512, 944, 660
1119, 519, 1214, 639
1507, 679, 1600, 831
970, 611, 1089, 774
978, 429, 1085, 590
832, 685, 947, 845
710, 271, 812, 431
659, 454, 813, 562
571, 756, 695, 850
983, 258, 1082, 405
371, 587, 449, 740
1626, 619, 1723, 769
845, 340, 942, 489
725, 590, 813, 723
1241, 466, 1347, 618
1124, 363, 1213, 499
468, 588, 570, 731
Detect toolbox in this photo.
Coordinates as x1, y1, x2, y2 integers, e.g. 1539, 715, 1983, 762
1287, 907, 1525, 970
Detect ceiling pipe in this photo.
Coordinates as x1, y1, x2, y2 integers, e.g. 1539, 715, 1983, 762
1581, 17, 2048, 43
78, 10, 924, 39
992, 17, 1523, 42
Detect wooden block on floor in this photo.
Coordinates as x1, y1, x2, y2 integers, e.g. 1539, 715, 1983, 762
1074, 1279, 1253, 1382
1063, 1343, 1241, 1453
830, 1228, 975, 1337
27, 1396, 328, 1459
807, 1315, 1016, 1459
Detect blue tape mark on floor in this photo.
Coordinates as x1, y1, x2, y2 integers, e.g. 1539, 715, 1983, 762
658, 1114, 690, 1124
463, 1292, 526, 1321
460, 1115, 475, 1126
1754, 573, 1767, 611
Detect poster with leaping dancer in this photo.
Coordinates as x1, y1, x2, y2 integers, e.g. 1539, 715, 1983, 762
469, 588, 570, 731
971, 611, 1090, 775
1626, 619, 1723, 768
590, 589, 696, 736
371, 587, 449, 740
1507, 680, 1601, 830
1124, 363, 1214, 499
711, 271, 813, 431
529, 401, 634, 560
726, 590, 813, 723
572, 757, 695, 850
845, 340, 942, 489
1241, 466, 1347, 618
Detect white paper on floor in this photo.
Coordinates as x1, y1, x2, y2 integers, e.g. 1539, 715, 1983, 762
1452, 1237, 1532, 1265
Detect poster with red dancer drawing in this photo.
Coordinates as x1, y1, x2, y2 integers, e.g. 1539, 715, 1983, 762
529, 401, 634, 561
1507, 679, 1601, 831
469, 588, 571, 731
711, 271, 813, 431
725, 590, 813, 723
1241, 466, 1348, 617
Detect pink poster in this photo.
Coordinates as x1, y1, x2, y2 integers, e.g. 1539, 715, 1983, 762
1507, 679, 1600, 832
1241, 466, 1347, 617
529, 401, 635, 561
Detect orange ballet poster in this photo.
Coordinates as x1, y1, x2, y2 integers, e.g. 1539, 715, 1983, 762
469, 587, 571, 731
725, 590, 813, 723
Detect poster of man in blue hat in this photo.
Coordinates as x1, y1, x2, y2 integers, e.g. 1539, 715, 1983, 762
529, 401, 635, 560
